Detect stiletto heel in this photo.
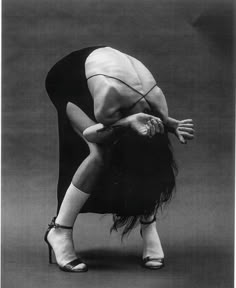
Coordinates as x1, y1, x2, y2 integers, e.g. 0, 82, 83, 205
140, 217, 165, 270
48, 244, 52, 264
44, 217, 88, 272
47, 243, 56, 264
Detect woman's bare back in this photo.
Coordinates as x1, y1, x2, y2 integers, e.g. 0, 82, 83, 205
85, 47, 160, 124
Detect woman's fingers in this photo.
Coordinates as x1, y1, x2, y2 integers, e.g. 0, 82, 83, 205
152, 117, 164, 134
178, 127, 195, 134
179, 123, 194, 128
150, 119, 159, 134
179, 119, 194, 128
179, 131, 194, 140
145, 118, 164, 137
150, 118, 164, 135
145, 124, 151, 137
147, 120, 156, 137
178, 134, 187, 144
180, 119, 193, 123
174, 119, 195, 143
151, 119, 159, 135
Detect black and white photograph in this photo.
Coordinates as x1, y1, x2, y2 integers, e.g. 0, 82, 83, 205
2, 0, 234, 287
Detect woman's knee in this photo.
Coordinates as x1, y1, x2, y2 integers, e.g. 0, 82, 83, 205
89, 145, 108, 167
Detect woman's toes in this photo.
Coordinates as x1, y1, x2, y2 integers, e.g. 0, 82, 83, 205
71, 263, 87, 272
145, 260, 162, 268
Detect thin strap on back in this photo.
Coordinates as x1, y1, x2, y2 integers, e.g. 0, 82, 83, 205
87, 73, 157, 112
125, 83, 156, 112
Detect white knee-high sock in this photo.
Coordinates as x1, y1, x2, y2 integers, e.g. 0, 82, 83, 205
55, 183, 90, 227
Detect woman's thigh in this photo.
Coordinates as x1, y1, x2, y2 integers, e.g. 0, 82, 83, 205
66, 101, 106, 155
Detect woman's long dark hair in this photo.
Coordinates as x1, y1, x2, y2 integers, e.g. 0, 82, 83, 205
107, 129, 177, 238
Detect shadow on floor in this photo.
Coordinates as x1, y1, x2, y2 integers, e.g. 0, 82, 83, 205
79, 247, 141, 271
77, 244, 233, 286
2, 242, 233, 288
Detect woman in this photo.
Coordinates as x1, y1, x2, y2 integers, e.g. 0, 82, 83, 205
44, 46, 194, 272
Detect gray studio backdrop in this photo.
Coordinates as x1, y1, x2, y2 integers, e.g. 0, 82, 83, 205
2, 1, 234, 288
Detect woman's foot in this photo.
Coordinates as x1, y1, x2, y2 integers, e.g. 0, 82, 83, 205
45, 219, 87, 272
140, 218, 164, 269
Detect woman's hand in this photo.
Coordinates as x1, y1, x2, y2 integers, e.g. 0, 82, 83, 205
173, 119, 195, 144
128, 113, 164, 138
83, 113, 165, 143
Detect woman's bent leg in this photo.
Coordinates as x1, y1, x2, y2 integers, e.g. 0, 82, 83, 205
56, 102, 107, 226
47, 102, 107, 271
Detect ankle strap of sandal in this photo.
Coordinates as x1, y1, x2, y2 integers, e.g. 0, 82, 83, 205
140, 216, 156, 225
48, 217, 73, 230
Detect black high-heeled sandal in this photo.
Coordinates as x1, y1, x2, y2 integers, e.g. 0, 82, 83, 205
44, 217, 88, 272
140, 217, 165, 270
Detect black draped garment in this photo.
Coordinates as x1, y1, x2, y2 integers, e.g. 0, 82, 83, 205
45, 46, 176, 222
